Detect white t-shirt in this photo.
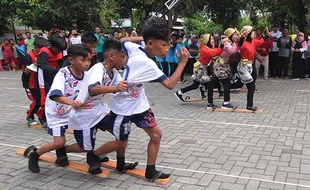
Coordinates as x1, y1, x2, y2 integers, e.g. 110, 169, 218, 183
69, 63, 121, 130
111, 42, 167, 116
69, 36, 82, 45
270, 31, 282, 52
45, 67, 86, 128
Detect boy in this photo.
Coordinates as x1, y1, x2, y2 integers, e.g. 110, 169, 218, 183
2, 38, 16, 71
94, 18, 189, 181
22, 37, 49, 126
15, 38, 27, 69
64, 39, 130, 174
62, 32, 98, 69
27, 44, 91, 173
37, 35, 67, 126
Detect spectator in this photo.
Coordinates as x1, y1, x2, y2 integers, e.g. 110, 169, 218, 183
2, 38, 16, 71
187, 35, 200, 75
94, 27, 105, 62
182, 34, 191, 48
69, 29, 82, 45
307, 37, 310, 79
277, 27, 292, 78
269, 24, 282, 78
118, 27, 129, 39
15, 38, 27, 69
25, 32, 35, 52
16, 32, 25, 45
255, 34, 273, 80
165, 34, 179, 76
113, 32, 119, 40
292, 32, 308, 80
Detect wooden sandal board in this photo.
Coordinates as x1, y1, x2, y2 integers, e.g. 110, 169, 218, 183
184, 96, 223, 102
24, 123, 74, 134
207, 107, 263, 114
101, 161, 170, 185
16, 148, 110, 178
213, 89, 260, 93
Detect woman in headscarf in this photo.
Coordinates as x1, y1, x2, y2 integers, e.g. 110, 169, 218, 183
212, 28, 239, 109
174, 34, 222, 108
292, 32, 308, 80
238, 25, 265, 111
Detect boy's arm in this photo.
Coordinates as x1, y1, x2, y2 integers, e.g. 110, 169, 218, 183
120, 37, 144, 43
37, 52, 59, 74
161, 47, 189, 89
89, 81, 127, 94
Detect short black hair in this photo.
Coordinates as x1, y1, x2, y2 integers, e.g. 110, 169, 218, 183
50, 36, 67, 50
25, 32, 31, 35
142, 17, 169, 42
34, 37, 49, 48
81, 32, 97, 44
67, 44, 90, 58
102, 39, 122, 57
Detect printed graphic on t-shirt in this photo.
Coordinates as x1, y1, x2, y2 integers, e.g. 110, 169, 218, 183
127, 83, 144, 98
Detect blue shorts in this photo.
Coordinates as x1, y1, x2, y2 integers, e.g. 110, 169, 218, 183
73, 114, 111, 151
48, 125, 68, 137
98, 108, 157, 141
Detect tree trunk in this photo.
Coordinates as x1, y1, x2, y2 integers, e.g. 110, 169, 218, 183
295, 0, 308, 37
167, 10, 173, 33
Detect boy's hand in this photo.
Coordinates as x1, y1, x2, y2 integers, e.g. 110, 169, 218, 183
176, 47, 189, 64
116, 81, 128, 92
72, 100, 83, 109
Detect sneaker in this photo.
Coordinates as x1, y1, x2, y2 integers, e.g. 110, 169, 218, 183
86, 152, 102, 175
292, 78, 300, 81
174, 91, 185, 102
246, 106, 258, 112
275, 77, 279, 79
28, 151, 40, 173
26, 118, 39, 126
222, 103, 234, 109
55, 147, 69, 167
207, 103, 218, 109
263, 76, 268, 80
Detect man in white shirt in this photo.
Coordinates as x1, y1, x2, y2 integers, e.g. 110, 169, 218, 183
269, 24, 282, 78
69, 30, 82, 45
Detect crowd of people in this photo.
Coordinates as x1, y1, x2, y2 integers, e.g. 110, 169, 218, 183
1, 19, 310, 183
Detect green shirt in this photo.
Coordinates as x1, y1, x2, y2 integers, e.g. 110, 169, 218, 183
25, 37, 35, 52
94, 33, 105, 53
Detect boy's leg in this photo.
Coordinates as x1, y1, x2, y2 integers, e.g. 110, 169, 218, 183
28, 126, 67, 173
0, 60, 3, 71
95, 113, 138, 172
134, 108, 170, 180
264, 55, 269, 79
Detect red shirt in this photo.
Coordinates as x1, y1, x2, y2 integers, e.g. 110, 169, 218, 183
256, 40, 273, 57
199, 46, 222, 65
2, 44, 13, 58
239, 38, 264, 61
38, 47, 63, 68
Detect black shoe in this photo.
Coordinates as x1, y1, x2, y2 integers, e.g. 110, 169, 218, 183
99, 155, 109, 162
28, 151, 40, 173
222, 103, 234, 109
207, 103, 218, 109
55, 147, 69, 167
117, 162, 139, 172
199, 87, 206, 99
86, 152, 102, 175
145, 170, 170, 182
174, 91, 184, 102
246, 106, 258, 112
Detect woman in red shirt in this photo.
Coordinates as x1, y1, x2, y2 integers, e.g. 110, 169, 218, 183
238, 25, 265, 111
174, 34, 222, 108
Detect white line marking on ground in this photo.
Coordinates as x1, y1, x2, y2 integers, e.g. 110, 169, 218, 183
4, 104, 29, 108
0, 142, 308, 188
3, 87, 24, 90
0, 77, 20, 80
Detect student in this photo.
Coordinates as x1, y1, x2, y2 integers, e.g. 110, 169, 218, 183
62, 32, 98, 69
96, 18, 189, 181
27, 44, 91, 173
15, 38, 27, 69
238, 25, 265, 111
25, 32, 35, 52
2, 38, 16, 71
292, 32, 308, 80
174, 34, 223, 108
94, 27, 105, 62
22, 37, 49, 126
37, 36, 67, 126
277, 27, 292, 79
165, 34, 179, 76
64, 39, 130, 175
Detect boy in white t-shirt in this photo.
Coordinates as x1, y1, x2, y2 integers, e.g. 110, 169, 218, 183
26, 44, 91, 173
63, 39, 129, 175
93, 18, 189, 181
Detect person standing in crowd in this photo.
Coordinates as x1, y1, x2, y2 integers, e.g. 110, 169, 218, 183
118, 27, 129, 39
165, 34, 179, 76
2, 38, 17, 71
269, 24, 282, 78
25, 32, 35, 52
292, 32, 308, 80
255, 33, 273, 80
94, 27, 105, 62
15, 38, 27, 70
307, 37, 310, 79
277, 27, 292, 79
187, 35, 200, 76
69, 29, 82, 45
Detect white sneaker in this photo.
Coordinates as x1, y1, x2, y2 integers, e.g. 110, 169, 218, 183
292, 78, 300, 81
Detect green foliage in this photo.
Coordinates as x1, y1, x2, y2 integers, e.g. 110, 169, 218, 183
236, 18, 253, 30
184, 15, 223, 34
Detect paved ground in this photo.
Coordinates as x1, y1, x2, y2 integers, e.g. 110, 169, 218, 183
0, 71, 310, 190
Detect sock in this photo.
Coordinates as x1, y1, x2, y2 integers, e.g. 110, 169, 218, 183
224, 102, 229, 105
146, 164, 155, 172
117, 156, 125, 170
178, 90, 182, 95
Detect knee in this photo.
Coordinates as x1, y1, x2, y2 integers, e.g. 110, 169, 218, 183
117, 140, 128, 149
55, 140, 66, 149
150, 128, 162, 142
